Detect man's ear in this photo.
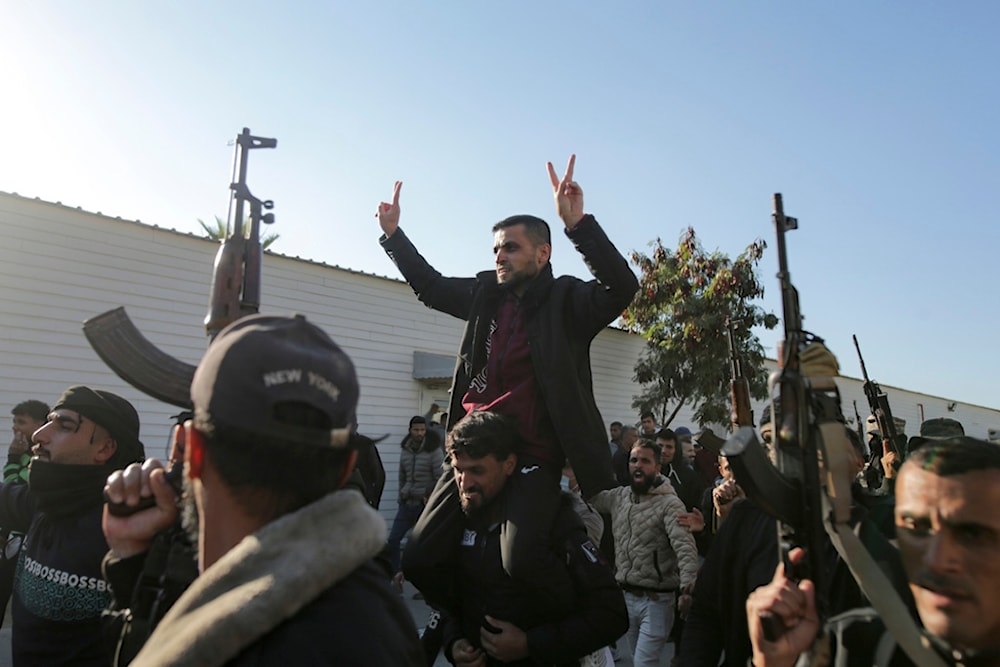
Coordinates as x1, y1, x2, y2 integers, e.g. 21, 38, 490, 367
502, 453, 517, 477
536, 243, 552, 267
93, 436, 118, 465
336, 450, 359, 489
186, 425, 206, 480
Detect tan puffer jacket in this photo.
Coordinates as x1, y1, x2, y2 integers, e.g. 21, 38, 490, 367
590, 475, 698, 591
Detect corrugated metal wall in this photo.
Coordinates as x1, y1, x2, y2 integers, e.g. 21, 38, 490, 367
2, 192, 997, 527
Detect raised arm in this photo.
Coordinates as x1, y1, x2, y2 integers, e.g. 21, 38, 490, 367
746, 549, 819, 667
547, 155, 585, 230
543, 155, 639, 332
102, 459, 180, 559
664, 496, 700, 591
375, 180, 402, 238
376, 179, 478, 319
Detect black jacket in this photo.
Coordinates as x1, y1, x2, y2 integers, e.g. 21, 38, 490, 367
679, 491, 913, 667
227, 560, 423, 666
679, 498, 777, 667
443, 493, 627, 666
381, 215, 638, 497
0, 473, 113, 667
127, 490, 424, 666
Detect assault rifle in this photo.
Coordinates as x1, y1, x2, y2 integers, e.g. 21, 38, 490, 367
726, 318, 754, 431
83, 128, 277, 407
204, 128, 277, 338
723, 196, 946, 667
722, 194, 848, 648
852, 334, 905, 460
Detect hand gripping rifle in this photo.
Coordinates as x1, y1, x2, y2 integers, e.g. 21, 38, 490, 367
726, 318, 755, 432
852, 334, 905, 460
83, 128, 277, 408
723, 195, 945, 667
723, 194, 841, 647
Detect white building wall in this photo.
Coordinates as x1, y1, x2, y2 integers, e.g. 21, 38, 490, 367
2, 192, 998, 528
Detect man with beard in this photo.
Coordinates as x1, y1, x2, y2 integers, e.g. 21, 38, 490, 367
0, 387, 144, 665
376, 155, 638, 608
746, 435, 1000, 667
439, 410, 626, 666
590, 440, 699, 667
103, 314, 423, 666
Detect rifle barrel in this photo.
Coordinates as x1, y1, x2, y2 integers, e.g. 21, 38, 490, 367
852, 334, 872, 382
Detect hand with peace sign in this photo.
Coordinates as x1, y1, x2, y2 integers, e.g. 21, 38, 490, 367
546, 154, 585, 230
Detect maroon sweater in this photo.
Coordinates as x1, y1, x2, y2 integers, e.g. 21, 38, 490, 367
462, 293, 559, 464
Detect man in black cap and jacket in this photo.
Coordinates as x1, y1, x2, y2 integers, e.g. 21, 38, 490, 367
0, 385, 144, 666
104, 314, 423, 666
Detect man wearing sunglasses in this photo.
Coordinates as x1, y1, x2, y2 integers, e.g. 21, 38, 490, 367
0, 386, 144, 666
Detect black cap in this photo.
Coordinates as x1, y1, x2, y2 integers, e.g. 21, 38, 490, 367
909, 417, 966, 453
191, 314, 360, 449
54, 386, 144, 465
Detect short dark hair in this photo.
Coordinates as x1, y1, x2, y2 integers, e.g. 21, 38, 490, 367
202, 402, 353, 521
12, 400, 49, 422
446, 411, 517, 462
492, 215, 551, 247
409, 415, 427, 427
610, 421, 623, 429
905, 436, 1000, 477
640, 411, 655, 421
655, 428, 676, 443
632, 439, 662, 463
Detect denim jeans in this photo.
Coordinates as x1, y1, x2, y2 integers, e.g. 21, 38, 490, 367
624, 589, 675, 667
387, 501, 424, 574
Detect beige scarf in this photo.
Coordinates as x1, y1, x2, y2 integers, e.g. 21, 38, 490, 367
132, 489, 387, 667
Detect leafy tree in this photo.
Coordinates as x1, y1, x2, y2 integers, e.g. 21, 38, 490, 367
198, 216, 279, 249
623, 227, 779, 428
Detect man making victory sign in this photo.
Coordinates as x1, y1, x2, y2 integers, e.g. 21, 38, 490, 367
377, 155, 638, 609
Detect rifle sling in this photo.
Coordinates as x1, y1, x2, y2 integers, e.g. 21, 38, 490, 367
822, 495, 947, 667
814, 401, 945, 667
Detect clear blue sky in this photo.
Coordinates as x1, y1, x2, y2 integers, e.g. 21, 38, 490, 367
3, 2, 997, 410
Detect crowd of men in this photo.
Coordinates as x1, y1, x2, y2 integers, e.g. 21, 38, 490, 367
0, 154, 996, 666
